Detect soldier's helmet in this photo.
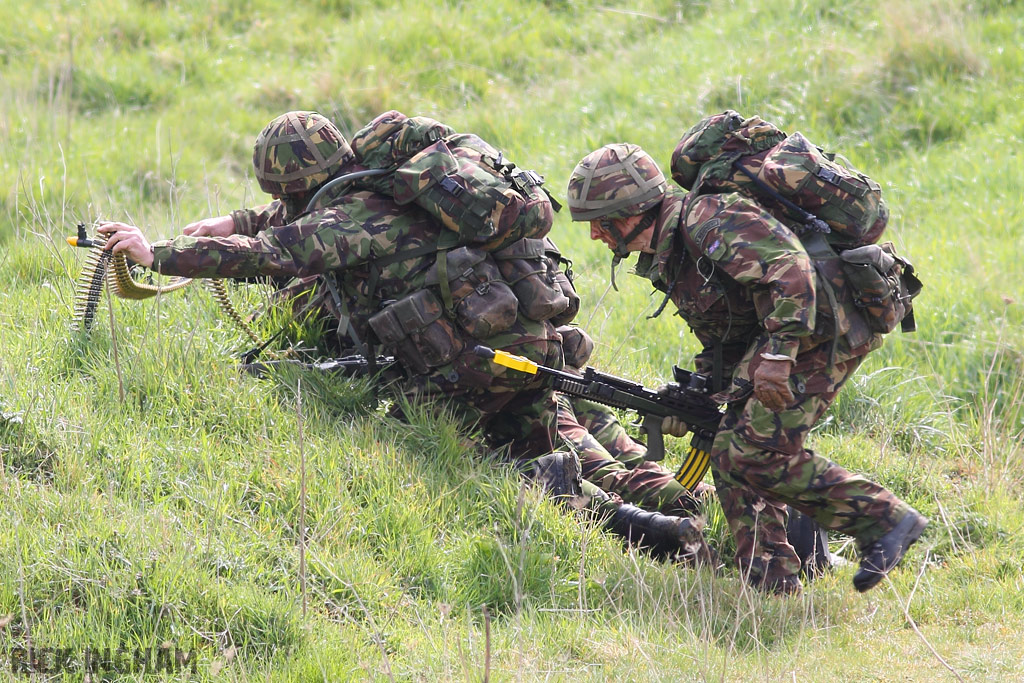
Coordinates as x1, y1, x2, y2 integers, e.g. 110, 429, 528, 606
566, 143, 667, 222
252, 111, 354, 196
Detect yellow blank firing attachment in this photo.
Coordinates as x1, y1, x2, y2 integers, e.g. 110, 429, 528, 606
66, 235, 107, 248
474, 345, 539, 375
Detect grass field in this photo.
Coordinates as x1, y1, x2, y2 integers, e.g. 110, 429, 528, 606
1, 0, 1023, 679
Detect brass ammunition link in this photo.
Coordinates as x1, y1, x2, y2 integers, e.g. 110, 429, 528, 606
70, 231, 262, 347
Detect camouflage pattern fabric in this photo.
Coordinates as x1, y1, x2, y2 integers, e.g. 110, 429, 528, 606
399, 316, 565, 460
556, 395, 707, 516
568, 397, 647, 467
392, 132, 555, 251
352, 110, 454, 171
152, 185, 563, 462
629, 185, 912, 587
252, 111, 355, 197
230, 202, 287, 238
671, 111, 888, 247
634, 188, 883, 382
670, 111, 785, 191
566, 143, 667, 221
351, 110, 555, 251
712, 355, 910, 585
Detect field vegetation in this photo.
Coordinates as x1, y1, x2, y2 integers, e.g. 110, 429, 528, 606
1, 0, 1022, 679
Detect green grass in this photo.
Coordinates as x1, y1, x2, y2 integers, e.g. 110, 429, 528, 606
2, 0, 1023, 679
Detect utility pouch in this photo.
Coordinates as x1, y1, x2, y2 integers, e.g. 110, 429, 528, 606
393, 138, 505, 244
545, 238, 580, 326
368, 289, 464, 374
425, 247, 518, 338
392, 134, 553, 249
840, 242, 920, 333
493, 237, 570, 322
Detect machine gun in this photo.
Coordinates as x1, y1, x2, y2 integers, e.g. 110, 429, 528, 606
475, 346, 722, 492
240, 354, 398, 379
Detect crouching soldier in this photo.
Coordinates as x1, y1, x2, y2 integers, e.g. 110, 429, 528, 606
98, 110, 712, 563
565, 140, 926, 594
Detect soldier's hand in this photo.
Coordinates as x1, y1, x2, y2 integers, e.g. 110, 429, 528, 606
96, 222, 154, 268
753, 358, 795, 412
662, 415, 690, 438
183, 214, 234, 238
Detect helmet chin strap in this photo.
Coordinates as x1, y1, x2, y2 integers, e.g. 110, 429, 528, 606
603, 212, 657, 291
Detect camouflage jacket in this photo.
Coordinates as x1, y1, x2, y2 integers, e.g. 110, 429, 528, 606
150, 187, 562, 388
153, 189, 440, 303
634, 187, 881, 394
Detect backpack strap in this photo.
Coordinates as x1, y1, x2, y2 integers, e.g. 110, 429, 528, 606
322, 272, 375, 370
731, 160, 832, 236
324, 240, 443, 373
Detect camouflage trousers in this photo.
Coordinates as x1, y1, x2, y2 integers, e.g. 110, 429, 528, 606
401, 348, 685, 524
398, 317, 565, 461
712, 355, 912, 585
556, 395, 703, 516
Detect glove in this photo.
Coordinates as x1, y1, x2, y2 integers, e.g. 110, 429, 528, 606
753, 358, 795, 412
661, 415, 690, 438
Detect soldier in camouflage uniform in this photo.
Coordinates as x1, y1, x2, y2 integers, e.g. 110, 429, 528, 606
565, 140, 927, 594
98, 111, 712, 561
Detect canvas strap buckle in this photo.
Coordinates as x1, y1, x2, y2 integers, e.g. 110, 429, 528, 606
440, 175, 464, 197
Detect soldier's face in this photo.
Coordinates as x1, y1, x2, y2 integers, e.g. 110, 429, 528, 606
590, 220, 617, 249
589, 216, 655, 253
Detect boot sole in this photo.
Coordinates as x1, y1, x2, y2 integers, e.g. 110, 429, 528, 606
853, 512, 928, 593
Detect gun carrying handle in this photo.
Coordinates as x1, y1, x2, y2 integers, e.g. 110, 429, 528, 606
640, 413, 665, 461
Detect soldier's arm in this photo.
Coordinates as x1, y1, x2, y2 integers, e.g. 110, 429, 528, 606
684, 193, 816, 361
146, 207, 375, 280
228, 201, 288, 237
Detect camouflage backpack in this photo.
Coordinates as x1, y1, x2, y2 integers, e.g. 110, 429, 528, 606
672, 111, 920, 335
347, 112, 576, 372
671, 111, 888, 247
351, 110, 558, 251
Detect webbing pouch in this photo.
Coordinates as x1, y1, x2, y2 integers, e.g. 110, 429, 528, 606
426, 247, 518, 338
368, 289, 464, 374
393, 138, 512, 244
493, 238, 570, 322
840, 242, 920, 334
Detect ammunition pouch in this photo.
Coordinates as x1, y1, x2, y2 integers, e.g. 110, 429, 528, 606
426, 246, 519, 338
368, 289, 464, 374
545, 238, 580, 326
493, 237, 570, 322
840, 242, 921, 334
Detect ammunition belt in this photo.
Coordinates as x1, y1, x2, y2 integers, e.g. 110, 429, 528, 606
71, 236, 262, 346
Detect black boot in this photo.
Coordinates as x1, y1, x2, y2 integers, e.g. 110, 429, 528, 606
853, 508, 928, 592
531, 452, 583, 500
605, 503, 715, 566
786, 507, 832, 579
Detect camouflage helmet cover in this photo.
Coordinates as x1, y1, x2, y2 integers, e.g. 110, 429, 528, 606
566, 143, 667, 221
252, 111, 354, 196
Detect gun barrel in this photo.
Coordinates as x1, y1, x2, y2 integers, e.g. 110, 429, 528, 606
240, 355, 396, 378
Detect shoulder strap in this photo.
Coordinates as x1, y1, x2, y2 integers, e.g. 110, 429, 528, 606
731, 160, 832, 236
